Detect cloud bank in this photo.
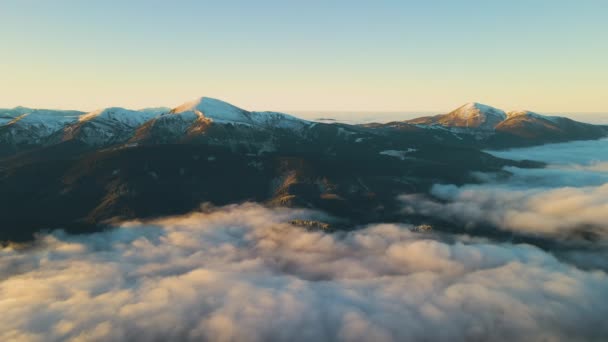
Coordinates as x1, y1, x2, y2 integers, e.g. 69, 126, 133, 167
402, 139, 608, 242
1, 203, 607, 342
402, 183, 608, 240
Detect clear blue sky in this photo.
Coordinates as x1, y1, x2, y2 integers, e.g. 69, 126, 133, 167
1, 0, 607, 113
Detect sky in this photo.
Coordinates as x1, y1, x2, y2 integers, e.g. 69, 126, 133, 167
1, 0, 607, 113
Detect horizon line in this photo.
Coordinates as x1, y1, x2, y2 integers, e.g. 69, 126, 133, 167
3, 104, 608, 115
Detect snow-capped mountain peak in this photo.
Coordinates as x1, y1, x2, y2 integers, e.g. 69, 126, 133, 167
60, 107, 163, 146
171, 97, 310, 128
0, 106, 35, 121
405, 102, 507, 130
448, 102, 506, 122
423, 102, 507, 130
0, 109, 82, 145
11, 111, 78, 126
172, 97, 247, 123
78, 107, 158, 127
458, 102, 491, 118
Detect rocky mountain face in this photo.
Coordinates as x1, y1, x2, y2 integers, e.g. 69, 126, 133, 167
0, 98, 605, 241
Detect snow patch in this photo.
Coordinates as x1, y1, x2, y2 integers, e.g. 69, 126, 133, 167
380, 149, 418, 160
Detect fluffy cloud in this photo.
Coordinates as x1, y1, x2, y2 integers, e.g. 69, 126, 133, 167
402, 183, 608, 240
489, 138, 608, 166
402, 139, 608, 243
1, 203, 607, 342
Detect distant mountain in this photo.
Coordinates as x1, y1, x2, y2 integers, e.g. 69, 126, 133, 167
2, 100, 605, 154
0, 108, 83, 152
496, 110, 606, 141
0, 98, 315, 154
132, 97, 311, 148
62, 107, 159, 146
407, 102, 506, 130
0, 106, 33, 125
398, 103, 608, 147
0, 97, 604, 241
0, 106, 79, 123
172, 97, 308, 128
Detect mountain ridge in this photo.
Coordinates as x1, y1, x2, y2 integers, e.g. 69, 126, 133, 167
1, 99, 606, 153
2, 97, 604, 241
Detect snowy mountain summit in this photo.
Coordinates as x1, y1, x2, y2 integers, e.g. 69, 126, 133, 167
408, 102, 506, 130
172, 97, 251, 124
171, 97, 309, 129
442, 102, 507, 129
63, 107, 160, 146
0, 108, 83, 145
395, 102, 607, 145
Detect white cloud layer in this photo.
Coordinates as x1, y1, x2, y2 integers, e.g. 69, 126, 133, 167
402, 139, 608, 241
402, 183, 608, 240
489, 139, 608, 166
1, 203, 607, 342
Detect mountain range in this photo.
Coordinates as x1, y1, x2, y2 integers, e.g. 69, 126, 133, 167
373, 102, 607, 147
1, 98, 606, 241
